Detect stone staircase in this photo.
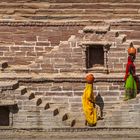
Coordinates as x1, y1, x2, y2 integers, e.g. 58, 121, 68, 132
0, 68, 75, 128
0, 79, 77, 128
0, 61, 8, 71
0, 63, 77, 128
1, 59, 140, 129
0, 59, 124, 129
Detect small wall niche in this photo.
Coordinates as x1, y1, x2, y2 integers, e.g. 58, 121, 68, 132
81, 41, 111, 73
86, 45, 104, 68
0, 106, 10, 126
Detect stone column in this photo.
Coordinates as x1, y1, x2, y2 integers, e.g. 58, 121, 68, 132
81, 45, 88, 71
103, 45, 110, 74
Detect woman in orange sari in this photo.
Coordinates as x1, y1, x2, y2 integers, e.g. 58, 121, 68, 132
82, 73, 97, 126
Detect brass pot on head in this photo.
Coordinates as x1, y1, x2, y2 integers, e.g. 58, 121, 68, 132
128, 42, 136, 55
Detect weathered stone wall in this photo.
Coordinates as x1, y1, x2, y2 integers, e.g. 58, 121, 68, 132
0, 0, 140, 129
0, 25, 83, 65
9, 79, 123, 128
0, 2, 140, 21
0, 0, 140, 2
110, 23, 140, 73
19, 80, 123, 111
0, 23, 140, 74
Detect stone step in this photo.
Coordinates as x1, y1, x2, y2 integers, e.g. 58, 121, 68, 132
71, 112, 86, 126
0, 8, 138, 15
62, 112, 85, 127
23, 105, 74, 127
41, 106, 59, 116
23, 120, 64, 127
111, 29, 134, 35
105, 114, 140, 121
106, 110, 138, 117
0, 3, 140, 9
86, 67, 108, 74
23, 97, 42, 106
49, 3, 140, 9
62, 117, 76, 127
39, 104, 70, 126
48, 104, 69, 118
1, 0, 140, 3
5, 65, 30, 73
14, 86, 27, 95
0, 99, 17, 106
116, 41, 131, 48
0, 3, 50, 9
44, 0, 140, 3
74, 116, 105, 127
38, 101, 50, 110
132, 40, 140, 45
34, 8, 138, 15
40, 102, 71, 122
17, 92, 35, 100
49, 103, 69, 111
21, 105, 43, 111
0, 80, 19, 90
0, 61, 8, 71
32, 97, 42, 106
106, 31, 120, 38
96, 91, 121, 96
103, 121, 140, 126
28, 92, 35, 100
17, 14, 140, 21
74, 119, 85, 127
15, 92, 35, 100
116, 34, 127, 44
103, 96, 119, 102
54, 111, 69, 122
17, 110, 40, 116
114, 104, 140, 111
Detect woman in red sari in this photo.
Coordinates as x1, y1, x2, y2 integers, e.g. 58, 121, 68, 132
124, 46, 138, 100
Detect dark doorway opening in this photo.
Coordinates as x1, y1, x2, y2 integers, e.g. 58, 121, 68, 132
0, 106, 9, 126
86, 45, 104, 68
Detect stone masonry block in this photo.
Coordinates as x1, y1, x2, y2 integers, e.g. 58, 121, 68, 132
69, 97, 81, 103
52, 97, 69, 104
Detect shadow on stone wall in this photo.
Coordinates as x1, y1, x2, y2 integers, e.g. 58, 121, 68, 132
95, 93, 104, 118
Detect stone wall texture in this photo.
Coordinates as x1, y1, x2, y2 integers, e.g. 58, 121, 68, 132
0, 0, 140, 129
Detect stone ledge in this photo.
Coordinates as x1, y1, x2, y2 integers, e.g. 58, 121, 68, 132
0, 126, 140, 132
0, 100, 17, 106
79, 41, 112, 46
0, 19, 139, 26
0, 80, 19, 90
83, 25, 110, 33
0, 72, 126, 82
45, 126, 140, 132
0, 20, 85, 26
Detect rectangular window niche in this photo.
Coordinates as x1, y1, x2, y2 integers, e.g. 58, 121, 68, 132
80, 41, 111, 74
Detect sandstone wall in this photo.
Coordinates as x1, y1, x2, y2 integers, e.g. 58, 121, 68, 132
0, 0, 140, 2
0, 23, 140, 74
11, 79, 123, 128
0, 25, 82, 65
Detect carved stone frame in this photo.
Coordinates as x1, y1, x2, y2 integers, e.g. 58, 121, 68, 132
80, 41, 111, 73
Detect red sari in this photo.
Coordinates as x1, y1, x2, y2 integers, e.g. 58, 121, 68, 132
124, 56, 137, 100
124, 56, 136, 81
